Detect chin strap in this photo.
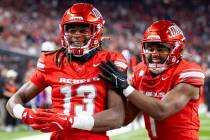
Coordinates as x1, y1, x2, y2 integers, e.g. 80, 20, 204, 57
148, 63, 168, 74
149, 66, 168, 74
72, 49, 99, 62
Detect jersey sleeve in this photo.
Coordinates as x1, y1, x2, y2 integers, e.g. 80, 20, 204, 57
174, 62, 205, 87
30, 70, 48, 90
109, 52, 128, 72
131, 62, 144, 89
30, 53, 48, 90
36, 53, 46, 72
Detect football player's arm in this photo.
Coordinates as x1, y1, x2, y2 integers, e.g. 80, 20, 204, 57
123, 100, 141, 126
127, 83, 199, 120
31, 88, 126, 133
91, 90, 126, 132
6, 81, 43, 118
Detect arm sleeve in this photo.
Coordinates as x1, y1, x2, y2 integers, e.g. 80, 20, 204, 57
130, 63, 144, 89
30, 70, 48, 90
110, 52, 128, 72
30, 54, 48, 90
174, 66, 205, 87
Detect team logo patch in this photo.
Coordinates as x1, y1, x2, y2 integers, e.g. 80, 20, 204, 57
92, 8, 102, 18
168, 25, 184, 37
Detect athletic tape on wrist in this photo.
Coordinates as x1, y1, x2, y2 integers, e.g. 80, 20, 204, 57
72, 115, 94, 131
123, 85, 135, 97
13, 104, 25, 119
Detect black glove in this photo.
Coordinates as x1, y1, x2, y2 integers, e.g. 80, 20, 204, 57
99, 60, 129, 90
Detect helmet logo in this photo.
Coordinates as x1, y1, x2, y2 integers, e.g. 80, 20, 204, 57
168, 25, 184, 37
92, 8, 102, 18
70, 16, 84, 21
147, 35, 161, 40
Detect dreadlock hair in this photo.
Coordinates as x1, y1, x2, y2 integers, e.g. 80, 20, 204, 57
41, 47, 67, 67
52, 47, 68, 67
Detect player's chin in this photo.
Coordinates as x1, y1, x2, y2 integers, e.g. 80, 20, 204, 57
151, 60, 161, 63
148, 59, 161, 64
71, 43, 80, 47
71, 42, 87, 48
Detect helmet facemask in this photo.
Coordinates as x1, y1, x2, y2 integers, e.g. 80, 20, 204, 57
63, 22, 100, 57
142, 42, 171, 74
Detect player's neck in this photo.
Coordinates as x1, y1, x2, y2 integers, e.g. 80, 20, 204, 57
72, 49, 98, 63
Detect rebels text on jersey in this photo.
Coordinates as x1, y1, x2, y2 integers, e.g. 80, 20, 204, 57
30, 50, 127, 138
132, 60, 205, 140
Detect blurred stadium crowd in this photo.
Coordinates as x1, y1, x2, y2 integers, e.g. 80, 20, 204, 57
0, 0, 210, 132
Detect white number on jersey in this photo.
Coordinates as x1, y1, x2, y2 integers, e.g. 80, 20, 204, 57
60, 85, 96, 116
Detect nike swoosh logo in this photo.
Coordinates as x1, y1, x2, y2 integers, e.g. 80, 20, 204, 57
29, 115, 33, 119
58, 117, 67, 121
93, 63, 100, 67
162, 77, 169, 80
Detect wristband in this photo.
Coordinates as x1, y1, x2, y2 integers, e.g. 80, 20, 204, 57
13, 104, 25, 119
72, 115, 94, 131
123, 85, 135, 97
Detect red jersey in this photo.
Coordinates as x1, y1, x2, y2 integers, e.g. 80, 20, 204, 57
31, 50, 127, 139
132, 60, 204, 140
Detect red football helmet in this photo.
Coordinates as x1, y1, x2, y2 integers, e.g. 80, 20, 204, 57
60, 3, 105, 57
141, 20, 186, 74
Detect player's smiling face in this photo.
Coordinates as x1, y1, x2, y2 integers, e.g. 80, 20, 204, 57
144, 42, 170, 64
64, 23, 92, 48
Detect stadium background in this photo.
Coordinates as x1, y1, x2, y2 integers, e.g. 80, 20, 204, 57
0, 0, 210, 139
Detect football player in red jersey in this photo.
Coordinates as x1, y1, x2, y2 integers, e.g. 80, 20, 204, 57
6, 3, 127, 140
100, 20, 205, 140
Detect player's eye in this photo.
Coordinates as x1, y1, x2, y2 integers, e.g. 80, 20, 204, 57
158, 47, 169, 53
66, 29, 77, 34
148, 48, 154, 52
157, 48, 164, 52
80, 28, 89, 34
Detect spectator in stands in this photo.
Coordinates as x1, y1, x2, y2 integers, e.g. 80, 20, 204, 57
0, 64, 6, 130
4, 69, 19, 132
0, 0, 210, 63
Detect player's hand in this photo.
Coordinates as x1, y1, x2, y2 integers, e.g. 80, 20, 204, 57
21, 108, 47, 125
99, 60, 129, 90
31, 112, 74, 133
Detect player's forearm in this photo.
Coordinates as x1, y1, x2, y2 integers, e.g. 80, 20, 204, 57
92, 108, 124, 132
6, 94, 24, 117
6, 81, 43, 118
71, 108, 124, 132
71, 90, 125, 132
88, 89, 125, 132
127, 90, 167, 120
123, 102, 140, 126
